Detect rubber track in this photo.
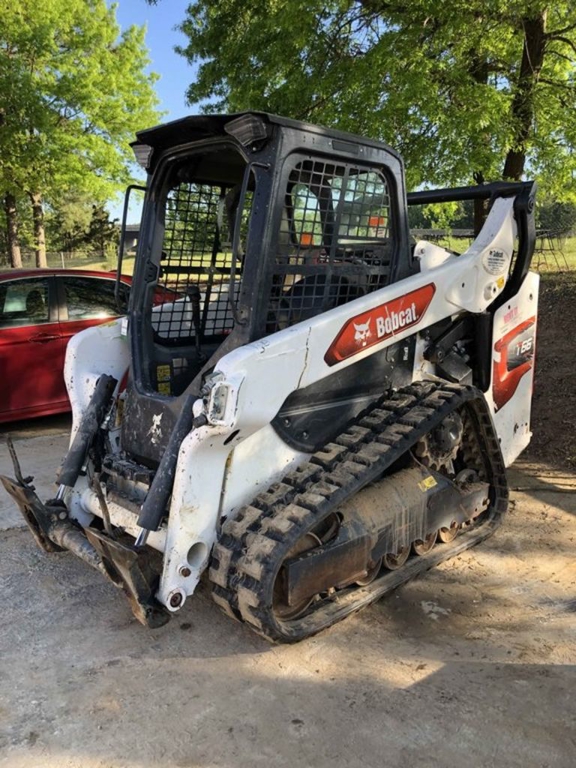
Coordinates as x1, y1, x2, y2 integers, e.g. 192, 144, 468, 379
209, 382, 508, 643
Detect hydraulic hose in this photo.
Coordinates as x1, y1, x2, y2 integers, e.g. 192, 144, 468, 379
56, 374, 118, 488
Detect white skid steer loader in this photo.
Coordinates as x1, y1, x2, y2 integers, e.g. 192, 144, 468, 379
2, 113, 538, 642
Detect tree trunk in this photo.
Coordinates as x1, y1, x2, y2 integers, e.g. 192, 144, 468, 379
4, 193, 22, 269
29, 191, 47, 268
503, 11, 548, 180
472, 172, 486, 236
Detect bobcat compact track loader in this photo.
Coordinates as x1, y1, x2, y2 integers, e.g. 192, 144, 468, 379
1, 113, 538, 642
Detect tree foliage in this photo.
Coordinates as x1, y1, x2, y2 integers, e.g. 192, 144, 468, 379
176, 1, 576, 198
0, 0, 160, 265
46, 193, 117, 256
0, 192, 121, 265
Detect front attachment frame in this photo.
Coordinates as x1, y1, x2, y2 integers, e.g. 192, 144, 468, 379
85, 528, 169, 628
1, 446, 169, 629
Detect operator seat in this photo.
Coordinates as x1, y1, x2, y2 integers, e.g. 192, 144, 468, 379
274, 273, 363, 330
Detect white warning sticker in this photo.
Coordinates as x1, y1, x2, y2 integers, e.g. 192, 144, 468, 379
483, 248, 509, 275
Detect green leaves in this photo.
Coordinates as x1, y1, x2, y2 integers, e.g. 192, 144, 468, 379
176, 0, 576, 198
0, 0, 161, 204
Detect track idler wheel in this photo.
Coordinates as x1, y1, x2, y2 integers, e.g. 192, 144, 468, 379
383, 546, 410, 570
438, 523, 460, 543
412, 530, 438, 556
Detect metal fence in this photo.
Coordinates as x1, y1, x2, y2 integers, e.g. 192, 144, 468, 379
410, 229, 576, 272
532, 230, 576, 272
3, 230, 575, 274
0, 251, 113, 271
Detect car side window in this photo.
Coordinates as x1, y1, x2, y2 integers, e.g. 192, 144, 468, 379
0, 279, 51, 328
61, 277, 129, 320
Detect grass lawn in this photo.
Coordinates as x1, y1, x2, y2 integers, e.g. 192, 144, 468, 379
539, 235, 576, 271
423, 233, 576, 273
70, 253, 136, 276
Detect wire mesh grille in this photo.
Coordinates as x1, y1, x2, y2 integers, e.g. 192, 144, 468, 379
267, 159, 392, 333
152, 182, 249, 344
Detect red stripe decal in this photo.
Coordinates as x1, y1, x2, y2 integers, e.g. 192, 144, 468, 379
492, 317, 536, 410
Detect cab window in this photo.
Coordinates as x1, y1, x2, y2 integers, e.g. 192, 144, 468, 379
267, 159, 393, 333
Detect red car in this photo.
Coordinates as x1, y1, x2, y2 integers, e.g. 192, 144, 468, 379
0, 269, 133, 424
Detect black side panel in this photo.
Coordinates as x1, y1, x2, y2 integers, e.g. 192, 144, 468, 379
121, 383, 179, 468
272, 339, 414, 453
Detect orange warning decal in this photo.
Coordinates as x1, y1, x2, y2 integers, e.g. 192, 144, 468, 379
324, 283, 436, 366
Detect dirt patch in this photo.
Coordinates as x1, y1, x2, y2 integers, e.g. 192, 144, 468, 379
0, 461, 575, 768
525, 272, 576, 469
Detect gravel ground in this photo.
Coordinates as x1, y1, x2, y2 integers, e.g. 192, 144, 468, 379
0, 453, 574, 768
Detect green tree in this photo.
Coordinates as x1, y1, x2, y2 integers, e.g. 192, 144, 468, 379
0, 194, 34, 268
86, 204, 120, 260
46, 195, 120, 258
0, 0, 160, 267
176, 1, 576, 198
46, 191, 96, 256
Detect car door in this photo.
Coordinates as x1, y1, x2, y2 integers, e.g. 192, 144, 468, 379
56, 274, 129, 357
0, 275, 65, 421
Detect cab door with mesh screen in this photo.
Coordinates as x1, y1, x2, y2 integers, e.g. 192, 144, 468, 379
153, 184, 239, 342
266, 158, 394, 335
145, 163, 252, 396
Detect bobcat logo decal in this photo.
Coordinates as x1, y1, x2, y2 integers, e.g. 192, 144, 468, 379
325, 282, 436, 366
147, 413, 163, 446
353, 319, 372, 347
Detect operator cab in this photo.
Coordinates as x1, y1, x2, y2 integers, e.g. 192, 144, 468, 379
121, 113, 414, 465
